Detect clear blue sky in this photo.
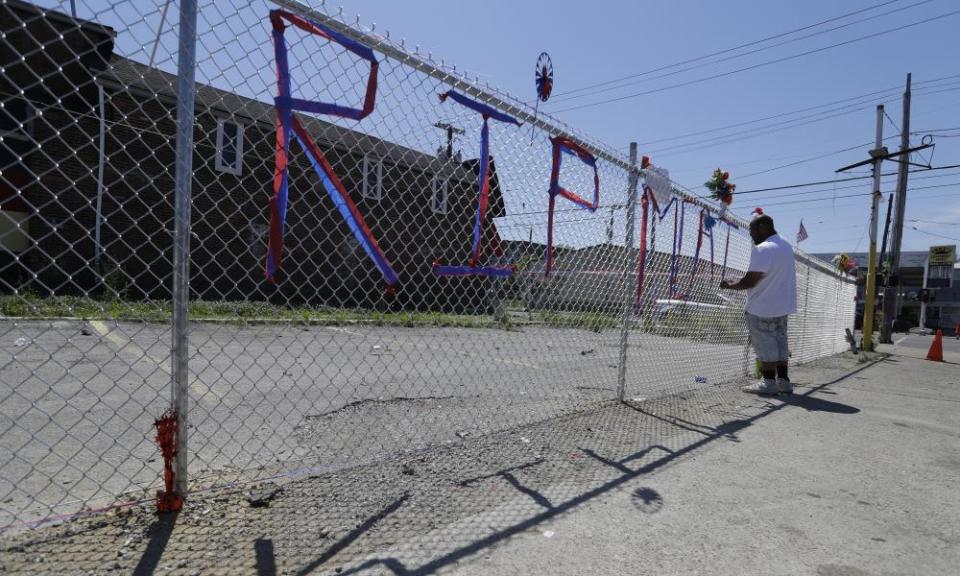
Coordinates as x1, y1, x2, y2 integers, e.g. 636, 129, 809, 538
329, 0, 960, 256
63, 0, 959, 256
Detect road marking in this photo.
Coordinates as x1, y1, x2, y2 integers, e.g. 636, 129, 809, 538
893, 335, 909, 346
323, 326, 365, 338
88, 320, 221, 402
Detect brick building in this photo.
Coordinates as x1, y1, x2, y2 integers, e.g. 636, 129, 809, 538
1, 0, 505, 312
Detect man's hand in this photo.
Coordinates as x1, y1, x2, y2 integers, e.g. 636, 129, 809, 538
720, 272, 764, 291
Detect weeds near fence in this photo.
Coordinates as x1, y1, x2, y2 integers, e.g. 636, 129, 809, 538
2, 294, 631, 331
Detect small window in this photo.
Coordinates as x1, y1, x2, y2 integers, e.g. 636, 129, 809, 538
362, 155, 382, 200
42, 216, 65, 231
246, 222, 268, 258
215, 119, 244, 175
431, 176, 448, 215
0, 98, 34, 141
1, 98, 35, 168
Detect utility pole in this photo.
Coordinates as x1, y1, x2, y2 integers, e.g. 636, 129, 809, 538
836, 105, 885, 352
433, 122, 464, 160
880, 73, 911, 343
837, 83, 932, 349
862, 106, 884, 352
879, 193, 893, 273
919, 255, 929, 329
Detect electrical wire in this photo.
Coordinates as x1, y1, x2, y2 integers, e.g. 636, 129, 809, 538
552, 0, 906, 100
647, 87, 960, 159
550, 9, 960, 115
551, 0, 933, 107
908, 218, 960, 225
638, 73, 960, 148
770, 180, 960, 207
883, 107, 901, 133
647, 85, 960, 160
737, 137, 895, 180
909, 227, 960, 242
736, 164, 960, 194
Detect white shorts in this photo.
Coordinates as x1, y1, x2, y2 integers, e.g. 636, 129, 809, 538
746, 313, 789, 363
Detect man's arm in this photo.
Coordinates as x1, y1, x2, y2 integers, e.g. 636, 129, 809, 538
720, 271, 765, 290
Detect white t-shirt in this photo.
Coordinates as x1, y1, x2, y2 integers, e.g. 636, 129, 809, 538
746, 234, 797, 317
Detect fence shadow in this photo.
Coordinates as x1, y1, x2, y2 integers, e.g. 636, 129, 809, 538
323, 359, 874, 576
294, 494, 410, 576
255, 538, 277, 576
0, 359, 876, 576
132, 511, 179, 576
775, 393, 859, 414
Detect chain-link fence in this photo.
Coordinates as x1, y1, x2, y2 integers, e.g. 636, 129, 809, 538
0, 0, 856, 530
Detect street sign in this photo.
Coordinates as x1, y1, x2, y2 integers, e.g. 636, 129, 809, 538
928, 244, 956, 267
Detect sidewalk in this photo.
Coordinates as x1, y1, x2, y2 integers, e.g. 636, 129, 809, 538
454, 335, 960, 576
2, 337, 957, 575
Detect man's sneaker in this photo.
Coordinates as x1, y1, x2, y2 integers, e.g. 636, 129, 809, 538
741, 378, 779, 395
778, 378, 794, 395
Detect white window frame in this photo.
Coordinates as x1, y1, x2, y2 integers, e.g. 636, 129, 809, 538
215, 118, 244, 176
362, 155, 383, 200
0, 98, 35, 142
431, 176, 448, 215
247, 222, 269, 257
42, 216, 65, 231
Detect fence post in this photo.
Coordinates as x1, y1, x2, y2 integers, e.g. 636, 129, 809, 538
172, 0, 199, 497
799, 260, 811, 362
616, 143, 640, 403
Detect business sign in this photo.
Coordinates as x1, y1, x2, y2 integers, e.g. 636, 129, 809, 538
928, 244, 956, 267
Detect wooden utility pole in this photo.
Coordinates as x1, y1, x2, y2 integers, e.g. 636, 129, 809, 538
880, 73, 911, 343
862, 106, 884, 352
837, 82, 933, 349
835, 106, 885, 352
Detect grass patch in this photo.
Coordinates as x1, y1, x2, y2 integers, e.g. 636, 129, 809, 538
0, 294, 513, 329
1, 295, 630, 332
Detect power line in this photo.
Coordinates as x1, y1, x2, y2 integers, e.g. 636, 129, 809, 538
908, 219, 960, 226
744, 170, 960, 204
636, 81, 960, 178
853, 219, 871, 252
498, 177, 960, 223
735, 164, 960, 194
752, 189, 960, 216
551, 0, 931, 106
552, 0, 905, 100
883, 107, 901, 133
550, 9, 960, 115
737, 137, 892, 180
737, 180, 960, 210
912, 126, 960, 134
909, 227, 960, 242
647, 85, 960, 159
638, 73, 960, 148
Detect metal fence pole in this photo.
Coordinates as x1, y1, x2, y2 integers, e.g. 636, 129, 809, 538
799, 261, 811, 361
616, 143, 639, 402
172, 0, 199, 496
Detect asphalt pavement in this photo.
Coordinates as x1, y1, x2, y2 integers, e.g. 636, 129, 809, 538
2, 317, 776, 527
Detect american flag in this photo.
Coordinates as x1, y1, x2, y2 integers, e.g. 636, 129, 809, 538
796, 220, 808, 244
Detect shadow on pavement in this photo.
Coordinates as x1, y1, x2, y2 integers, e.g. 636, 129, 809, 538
255, 538, 277, 576
294, 494, 410, 576
330, 360, 877, 576
1, 356, 883, 575
776, 394, 859, 414
132, 511, 178, 576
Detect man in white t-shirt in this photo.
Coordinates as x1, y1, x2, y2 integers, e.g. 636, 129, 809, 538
720, 212, 798, 395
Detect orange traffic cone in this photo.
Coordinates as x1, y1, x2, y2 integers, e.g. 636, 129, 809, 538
926, 329, 944, 362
